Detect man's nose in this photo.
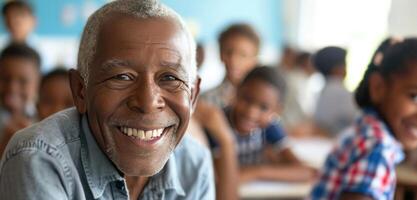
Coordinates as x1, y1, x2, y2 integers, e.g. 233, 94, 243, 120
127, 76, 165, 113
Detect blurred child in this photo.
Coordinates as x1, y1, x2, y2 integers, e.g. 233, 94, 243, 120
313, 46, 358, 136
37, 68, 73, 120
281, 51, 325, 137
208, 66, 316, 183
0, 43, 40, 155
192, 101, 239, 200
2, 1, 36, 44
310, 38, 417, 200
186, 42, 239, 200
278, 45, 297, 71
202, 23, 259, 108
196, 43, 205, 70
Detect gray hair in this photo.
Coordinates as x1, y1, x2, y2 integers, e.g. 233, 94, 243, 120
77, 0, 197, 86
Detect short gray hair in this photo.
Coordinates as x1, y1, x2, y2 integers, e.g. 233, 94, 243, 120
77, 0, 197, 86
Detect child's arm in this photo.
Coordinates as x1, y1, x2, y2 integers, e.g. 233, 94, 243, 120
265, 146, 303, 165
0, 115, 31, 156
194, 101, 239, 200
239, 164, 316, 183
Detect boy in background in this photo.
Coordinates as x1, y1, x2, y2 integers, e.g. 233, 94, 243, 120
37, 68, 73, 120
208, 66, 317, 183
2, 1, 36, 44
0, 43, 40, 155
202, 23, 259, 108
313, 46, 358, 136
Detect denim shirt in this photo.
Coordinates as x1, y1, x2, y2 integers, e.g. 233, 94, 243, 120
0, 108, 215, 200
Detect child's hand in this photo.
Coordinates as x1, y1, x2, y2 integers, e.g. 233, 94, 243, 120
2, 115, 32, 142
194, 101, 235, 145
0, 115, 32, 156
259, 164, 318, 182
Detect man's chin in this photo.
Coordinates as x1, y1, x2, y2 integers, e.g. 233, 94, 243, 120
118, 160, 167, 177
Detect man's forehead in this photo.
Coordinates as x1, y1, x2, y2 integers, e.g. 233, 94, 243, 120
97, 13, 187, 54
101, 13, 181, 37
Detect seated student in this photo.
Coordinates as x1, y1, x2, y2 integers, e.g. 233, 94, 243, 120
282, 51, 325, 137
0, 43, 40, 155
313, 46, 358, 136
310, 38, 417, 200
201, 23, 259, 108
207, 66, 317, 183
1, 1, 54, 72
37, 68, 73, 120
1, 1, 36, 44
192, 101, 239, 200
187, 42, 239, 200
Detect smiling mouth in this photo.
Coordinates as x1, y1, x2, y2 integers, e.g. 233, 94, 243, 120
405, 125, 417, 138
117, 126, 172, 141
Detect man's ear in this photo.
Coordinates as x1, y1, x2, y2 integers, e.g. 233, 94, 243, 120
190, 76, 201, 113
369, 72, 386, 106
69, 69, 87, 114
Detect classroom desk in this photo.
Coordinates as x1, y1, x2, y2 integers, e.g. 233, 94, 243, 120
239, 138, 334, 200
239, 181, 312, 200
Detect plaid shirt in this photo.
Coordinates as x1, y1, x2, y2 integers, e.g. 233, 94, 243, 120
310, 109, 404, 200
207, 107, 288, 166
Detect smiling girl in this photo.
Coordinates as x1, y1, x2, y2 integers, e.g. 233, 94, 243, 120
310, 38, 417, 200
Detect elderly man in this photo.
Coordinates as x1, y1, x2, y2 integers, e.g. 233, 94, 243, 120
0, 0, 214, 199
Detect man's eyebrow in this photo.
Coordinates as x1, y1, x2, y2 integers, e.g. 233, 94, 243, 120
99, 59, 134, 71
408, 85, 417, 90
160, 59, 188, 75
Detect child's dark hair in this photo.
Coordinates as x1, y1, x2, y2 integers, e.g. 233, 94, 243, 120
240, 66, 286, 102
2, 0, 33, 16
295, 51, 311, 68
40, 68, 69, 89
313, 46, 346, 77
355, 37, 417, 108
218, 23, 260, 53
0, 43, 41, 70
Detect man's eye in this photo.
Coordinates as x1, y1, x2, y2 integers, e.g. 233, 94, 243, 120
159, 74, 186, 91
410, 93, 417, 102
161, 74, 179, 81
112, 74, 133, 81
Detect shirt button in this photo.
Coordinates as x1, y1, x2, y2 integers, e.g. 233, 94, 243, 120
116, 181, 125, 191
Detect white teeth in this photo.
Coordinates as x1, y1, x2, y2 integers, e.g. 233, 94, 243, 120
120, 126, 165, 140
145, 130, 152, 140
139, 130, 145, 139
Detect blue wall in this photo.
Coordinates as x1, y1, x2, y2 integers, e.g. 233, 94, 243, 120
1, 0, 283, 46
162, 0, 283, 46
0, 0, 107, 36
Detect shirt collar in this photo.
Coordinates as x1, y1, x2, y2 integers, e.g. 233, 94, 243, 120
80, 115, 124, 199
362, 108, 405, 164
221, 80, 234, 91
144, 150, 186, 197
80, 114, 185, 198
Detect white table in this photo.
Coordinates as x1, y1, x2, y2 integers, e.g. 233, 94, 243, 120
240, 181, 312, 199
239, 138, 334, 199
